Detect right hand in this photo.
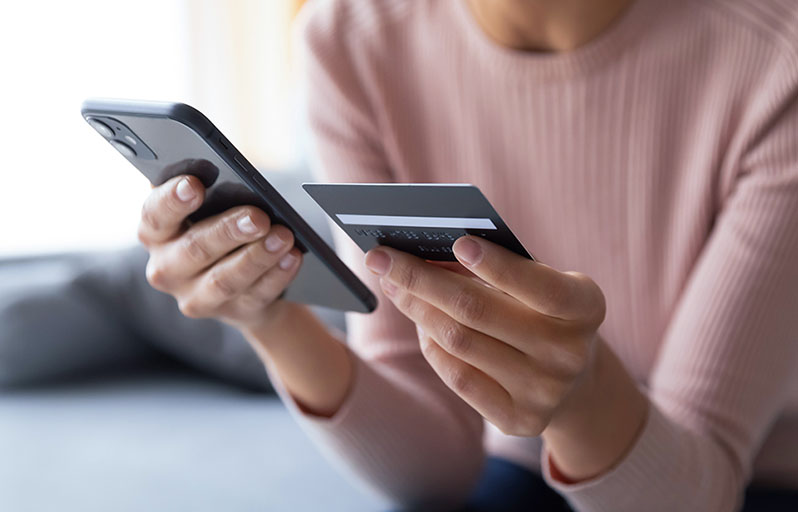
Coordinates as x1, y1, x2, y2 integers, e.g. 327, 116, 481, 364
138, 175, 303, 331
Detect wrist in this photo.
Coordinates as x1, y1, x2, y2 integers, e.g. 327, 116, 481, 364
241, 301, 354, 418
242, 300, 307, 352
542, 338, 648, 482
546, 334, 604, 433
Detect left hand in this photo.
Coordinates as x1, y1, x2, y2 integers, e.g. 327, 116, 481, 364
364, 236, 606, 437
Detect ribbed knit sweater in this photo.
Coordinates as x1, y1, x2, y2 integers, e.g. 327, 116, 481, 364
271, 0, 798, 510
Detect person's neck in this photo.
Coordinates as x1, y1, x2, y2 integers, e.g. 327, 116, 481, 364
465, 0, 636, 52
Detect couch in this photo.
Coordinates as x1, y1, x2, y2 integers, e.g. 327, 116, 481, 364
0, 168, 386, 511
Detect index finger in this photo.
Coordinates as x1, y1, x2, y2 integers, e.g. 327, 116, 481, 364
452, 236, 606, 324
365, 246, 536, 342
138, 175, 205, 245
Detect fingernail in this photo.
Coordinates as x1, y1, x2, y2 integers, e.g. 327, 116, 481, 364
416, 324, 425, 339
237, 215, 257, 235
454, 237, 483, 266
265, 232, 288, 252
381, 279, 397, 297
279, 252, 298, 270
176, 178, 196, 202
365, 250, 391, 275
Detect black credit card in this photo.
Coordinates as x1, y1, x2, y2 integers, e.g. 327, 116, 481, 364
302, 183, 533, 262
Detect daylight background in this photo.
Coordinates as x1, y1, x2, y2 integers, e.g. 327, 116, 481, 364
0, 0, 306, 256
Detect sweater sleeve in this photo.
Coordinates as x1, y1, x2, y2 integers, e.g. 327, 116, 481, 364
265, 3, 485, 508
542, 53, 798, 512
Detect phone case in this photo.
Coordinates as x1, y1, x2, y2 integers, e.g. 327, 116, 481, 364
81, 98, 377, 313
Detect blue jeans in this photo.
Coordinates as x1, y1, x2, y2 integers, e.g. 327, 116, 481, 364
460, 457, 798, 511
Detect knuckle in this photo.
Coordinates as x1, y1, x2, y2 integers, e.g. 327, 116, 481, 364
419, 343, 433, 360
145, 260, 169, 290
137, 228, 151, 246
439, 322, 471, 356
394, 289, 416, 313
140, 203, 160, 234
452, 287, 487, 324
566, 272, 607, 324
181, 231, 211, 264
207, 268, 236, 299
448, 368, 474, 395
419, 334, 435, 358
567, 271, 588, 284
242, 244, 272, 273
395, 263, 422, 292
491, 262, 515, 287
177, 299, 204, 319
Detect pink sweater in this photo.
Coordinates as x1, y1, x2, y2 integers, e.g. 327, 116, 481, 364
272, 0, 798, 510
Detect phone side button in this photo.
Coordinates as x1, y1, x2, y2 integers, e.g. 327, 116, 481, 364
233, 155, 251, 174
252, 173, 267, 189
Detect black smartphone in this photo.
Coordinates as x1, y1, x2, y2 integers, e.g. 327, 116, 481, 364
81, 98, 377, 313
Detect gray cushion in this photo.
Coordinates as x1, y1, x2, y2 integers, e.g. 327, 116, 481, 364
0, 167, 346, 389
0, 251, 156, 386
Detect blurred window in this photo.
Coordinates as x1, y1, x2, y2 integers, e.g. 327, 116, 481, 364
0, 0, 303, 256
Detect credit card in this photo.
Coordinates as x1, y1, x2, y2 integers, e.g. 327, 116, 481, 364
302, 183, 533, 262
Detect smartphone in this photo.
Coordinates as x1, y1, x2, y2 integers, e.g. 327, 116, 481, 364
81, 98, 377, 313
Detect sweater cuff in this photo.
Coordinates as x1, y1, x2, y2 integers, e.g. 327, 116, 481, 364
263, 344, 373, 430
263, 346, 430, 467
541, 403, 687, 512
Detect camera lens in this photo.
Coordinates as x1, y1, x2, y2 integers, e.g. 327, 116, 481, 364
87, 118, 115, 138
110, 140, 137, 158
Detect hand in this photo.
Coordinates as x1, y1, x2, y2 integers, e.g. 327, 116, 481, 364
364, 237, 606, 437
138, 174, 303, 332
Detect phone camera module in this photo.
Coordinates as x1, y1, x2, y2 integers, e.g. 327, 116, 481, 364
110, 140, 137, 158
87, 117, 115, 138
85, 115, 156, 160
